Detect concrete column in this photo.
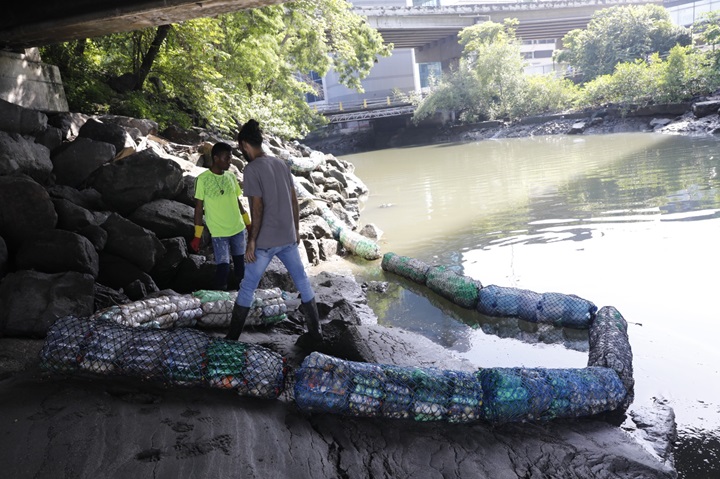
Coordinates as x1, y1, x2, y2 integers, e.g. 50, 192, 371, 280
0, 48, 68, 113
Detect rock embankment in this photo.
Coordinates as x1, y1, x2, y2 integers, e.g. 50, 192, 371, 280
0, 98, 378, 339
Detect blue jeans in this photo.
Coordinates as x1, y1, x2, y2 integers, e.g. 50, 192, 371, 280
212, 230, 247, 265
236, 242, 314, 307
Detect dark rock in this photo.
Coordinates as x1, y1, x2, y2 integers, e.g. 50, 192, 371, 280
0, 98, 47, 135
0, 270, 94, 337
34, 125, 64, 152
94, 282, 131, 311
101, 213, 166, 272
150, 237, 189, 289
128, 199, 194, 240
0, 175, 57, 250
0, 130, 53, 183
77, 224, 108, 252
97, 114, 158, 137
692, 100, 720, 118
46, 112, 89, 140
86, 149, 184, 215
317, 238, 339, 261
159, 125, 205, 145
302, 239, 320, 266
50, 136, 116, 187
359, 223, 382, 240
78, 117, 136, 159
569, 121, 587, 134
15, 229, 99, 278
298, 214, 333, 240
97, 252, 158, 292
47, 185, 107, 211
52, 198, 97, 231
170, 255, 216, 293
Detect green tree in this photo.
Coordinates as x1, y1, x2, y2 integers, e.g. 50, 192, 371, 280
557, 4, 690, 80
42, 0, 391, 138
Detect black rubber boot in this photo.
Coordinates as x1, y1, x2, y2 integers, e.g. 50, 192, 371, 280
225, 303, 250, 340
301, 298, 323, 342
213, 263, 230, 291
232, 254, 245, 287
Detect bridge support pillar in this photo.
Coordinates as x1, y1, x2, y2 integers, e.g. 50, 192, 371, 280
0, 48, 68, 113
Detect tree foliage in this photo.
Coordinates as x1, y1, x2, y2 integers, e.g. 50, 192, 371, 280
41, 0, 391, 138
556, 5, 691, 79
414, 20, 578, 122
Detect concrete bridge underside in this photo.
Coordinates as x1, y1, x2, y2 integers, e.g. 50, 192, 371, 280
0, 0, 286, 50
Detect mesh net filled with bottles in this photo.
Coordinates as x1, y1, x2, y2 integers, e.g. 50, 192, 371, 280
381, 253, 431, 284
192, 288, 289, 329
39, 315, 286, 399
295, 178, 381, 261
381, 252, 596, 329
294, 352, 627, 423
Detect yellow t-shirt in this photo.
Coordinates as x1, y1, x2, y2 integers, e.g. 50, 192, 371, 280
194, 170, 246, 237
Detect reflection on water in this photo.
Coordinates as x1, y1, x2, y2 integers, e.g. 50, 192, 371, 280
342, 133, 720, 478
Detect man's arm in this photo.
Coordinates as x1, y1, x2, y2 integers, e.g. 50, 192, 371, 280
246, 196, 264, 263
291, 188, 300, 245
190, 199, 204, 252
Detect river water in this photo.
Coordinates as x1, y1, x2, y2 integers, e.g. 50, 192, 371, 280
339, 133, 720, 478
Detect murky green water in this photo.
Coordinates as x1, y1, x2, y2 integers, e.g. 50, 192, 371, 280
341, 133, 720, 478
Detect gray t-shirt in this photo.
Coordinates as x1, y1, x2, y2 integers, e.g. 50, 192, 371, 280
243, 155, 296, 249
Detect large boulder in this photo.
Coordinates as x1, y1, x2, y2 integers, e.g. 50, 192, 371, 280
692, 100, 720, 118
97, 252, 159, 293
47, 185, 107, 211
50, 136, 116, 188
0, 175, 57, 250
78, 117, 136, 159
46, 112, 88, 140
0, 98, 47, 135
15, 229, 99, 278
97, 114, 158, 137
128, 199, 194, 240
86, 149, 184, 215
150, 237, 188, 289
0, 270, 94, 338
52, 198, 98, 232
0, 131, 53, 183
101, 213, 166, 272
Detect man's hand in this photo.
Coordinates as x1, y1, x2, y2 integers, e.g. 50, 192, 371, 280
246, 238, 256, 263
190, 236, 201, 253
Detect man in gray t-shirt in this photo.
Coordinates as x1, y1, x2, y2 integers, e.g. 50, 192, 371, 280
242, 155, 296, 249
225, 119, 322, 345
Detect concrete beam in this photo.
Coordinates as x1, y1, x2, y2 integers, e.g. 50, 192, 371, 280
0, 49, 68, 112
0, 0, 287, 50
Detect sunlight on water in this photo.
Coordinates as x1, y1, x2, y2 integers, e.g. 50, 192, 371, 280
342, 132, 720, 478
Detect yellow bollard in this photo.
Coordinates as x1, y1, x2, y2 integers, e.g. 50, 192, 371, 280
339, 101, 343, 111
387, 96, 391, 106
363, 99, 367, 108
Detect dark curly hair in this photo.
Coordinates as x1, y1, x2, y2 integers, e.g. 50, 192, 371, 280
237, 119, 263, 147
211, 141, 232, 159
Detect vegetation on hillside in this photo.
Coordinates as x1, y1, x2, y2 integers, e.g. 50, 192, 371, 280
41, 0, 391, 138
414, 5, 720, 124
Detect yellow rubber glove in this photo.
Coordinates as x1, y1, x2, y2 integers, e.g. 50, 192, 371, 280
242, 212, 251, 227
190, 225, 204, 252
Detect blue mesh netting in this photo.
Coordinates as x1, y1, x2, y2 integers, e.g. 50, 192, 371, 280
381, 253, 597, 329
39, 315, 286, 399
294, 352, 484, 423
478, 285, 597, 329
480, 367, 626, 423
294, 352, 626, 423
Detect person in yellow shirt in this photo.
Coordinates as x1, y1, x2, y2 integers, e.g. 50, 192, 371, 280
191, 142, 251, 290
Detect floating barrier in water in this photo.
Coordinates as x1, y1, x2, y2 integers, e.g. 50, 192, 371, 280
381, 252, 597, 329
40, 315, 286, 399
294, 352, 626, 423
426, 266, 483, 309
294, 177, 381, 260
39, 258, 634, 423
